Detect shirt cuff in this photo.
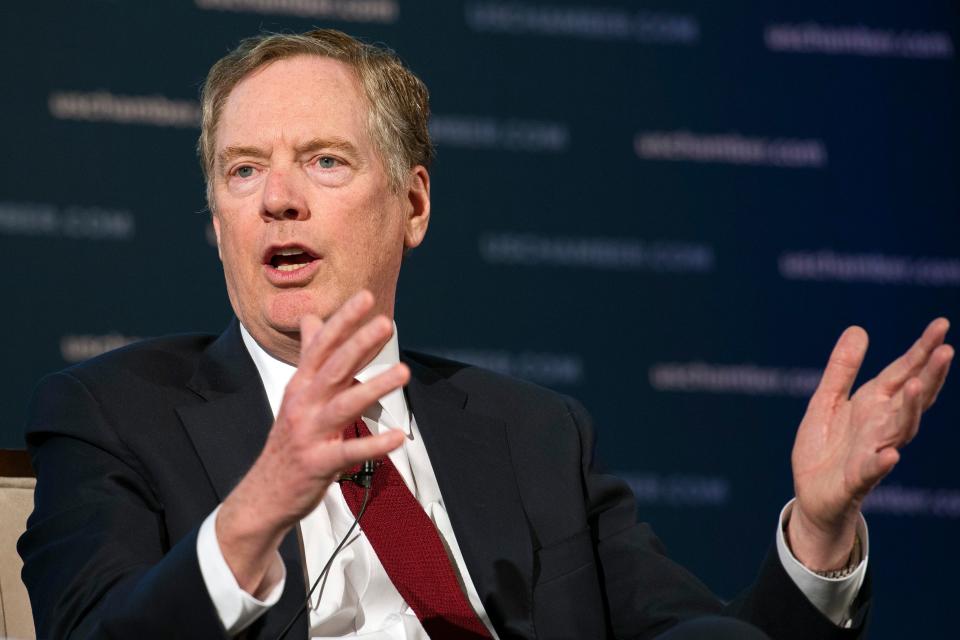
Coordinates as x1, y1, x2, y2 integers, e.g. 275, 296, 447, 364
196, 505, 287, 635
775, 499, 869, 627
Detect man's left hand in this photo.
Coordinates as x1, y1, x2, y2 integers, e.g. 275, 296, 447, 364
788, 318, 953, 571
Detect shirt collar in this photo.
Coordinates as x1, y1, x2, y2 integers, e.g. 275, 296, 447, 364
239, 321, 411, 435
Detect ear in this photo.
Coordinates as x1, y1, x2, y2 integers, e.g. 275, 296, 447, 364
402, 165, 431, 251
211, 213, 223, 261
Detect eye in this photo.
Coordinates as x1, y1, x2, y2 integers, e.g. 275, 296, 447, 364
234, 165, 255, 179
316, 156, 340, 169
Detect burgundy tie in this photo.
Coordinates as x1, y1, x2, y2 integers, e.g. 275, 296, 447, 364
340, 419, 492, 639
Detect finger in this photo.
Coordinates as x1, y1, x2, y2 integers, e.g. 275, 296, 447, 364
894, 377, 924, 445
300, 314, 324, 346
314, 315, 393, 393
336, 429, 406, 470
876, 317, 950, 395
299, 290, 375, 374
313, 363, 410, 432
917, 343, 954, 410
813, 326, 869, 403
284, 315, 326, 396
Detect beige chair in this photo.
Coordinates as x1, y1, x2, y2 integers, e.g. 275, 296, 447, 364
0, 450, 35, 640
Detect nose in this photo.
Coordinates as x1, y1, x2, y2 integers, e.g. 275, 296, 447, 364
261, 167, 309, 221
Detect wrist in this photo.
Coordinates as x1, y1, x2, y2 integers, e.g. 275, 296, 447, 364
216, 486, 290, 594
786, 503, 859, 572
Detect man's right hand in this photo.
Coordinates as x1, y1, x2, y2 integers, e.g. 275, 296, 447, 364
215, 290, 409, 596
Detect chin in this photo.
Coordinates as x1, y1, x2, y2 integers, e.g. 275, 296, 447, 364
265, 290, 338, 332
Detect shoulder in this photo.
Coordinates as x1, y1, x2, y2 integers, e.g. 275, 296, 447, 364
54, 332, 218, 392
25, 332, 222, 445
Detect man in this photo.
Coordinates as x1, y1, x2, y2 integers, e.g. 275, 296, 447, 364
19, 29, 953, 639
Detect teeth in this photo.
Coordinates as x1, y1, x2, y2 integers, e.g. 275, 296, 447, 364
276, 263, 309, 272
275, 247, 305, 256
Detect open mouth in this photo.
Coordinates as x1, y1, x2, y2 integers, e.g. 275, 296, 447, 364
266, 246, 319, 272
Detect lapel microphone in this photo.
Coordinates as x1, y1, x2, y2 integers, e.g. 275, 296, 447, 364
338, 421, 379, 488
338, 460, 376, 488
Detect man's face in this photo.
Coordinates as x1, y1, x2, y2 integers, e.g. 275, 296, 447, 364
210, 55, 429, 361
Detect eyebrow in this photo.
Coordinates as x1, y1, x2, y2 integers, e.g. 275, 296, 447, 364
216, 137, 362, 171
295, 136, 360, 158
216, 145, 266, 170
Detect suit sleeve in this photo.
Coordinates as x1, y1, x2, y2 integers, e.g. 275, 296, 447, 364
18, 371, 229, 639
564, 396, 871, 640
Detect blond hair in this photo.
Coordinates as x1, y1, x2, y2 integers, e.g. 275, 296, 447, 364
198, 29, 432, 201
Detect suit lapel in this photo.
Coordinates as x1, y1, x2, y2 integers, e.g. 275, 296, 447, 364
403, 354, 536, 639
176, 318, 308, 640
177, 318, 272, 500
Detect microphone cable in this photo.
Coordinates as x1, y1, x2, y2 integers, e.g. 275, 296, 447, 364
273, 464, 375, 640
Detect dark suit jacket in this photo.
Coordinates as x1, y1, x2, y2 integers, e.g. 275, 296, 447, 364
19, 319, 869, 639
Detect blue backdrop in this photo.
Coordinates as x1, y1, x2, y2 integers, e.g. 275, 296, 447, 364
3, 1, 958, 636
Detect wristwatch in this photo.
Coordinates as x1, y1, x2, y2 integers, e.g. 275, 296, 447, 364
812, 534, 862, 579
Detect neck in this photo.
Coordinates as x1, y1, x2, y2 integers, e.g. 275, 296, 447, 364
258, 329, 303, 366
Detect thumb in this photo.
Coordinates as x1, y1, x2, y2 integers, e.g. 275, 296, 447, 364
859, 447, 900, 494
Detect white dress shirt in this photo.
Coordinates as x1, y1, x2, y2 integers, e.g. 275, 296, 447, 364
196, 323, 868, 636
